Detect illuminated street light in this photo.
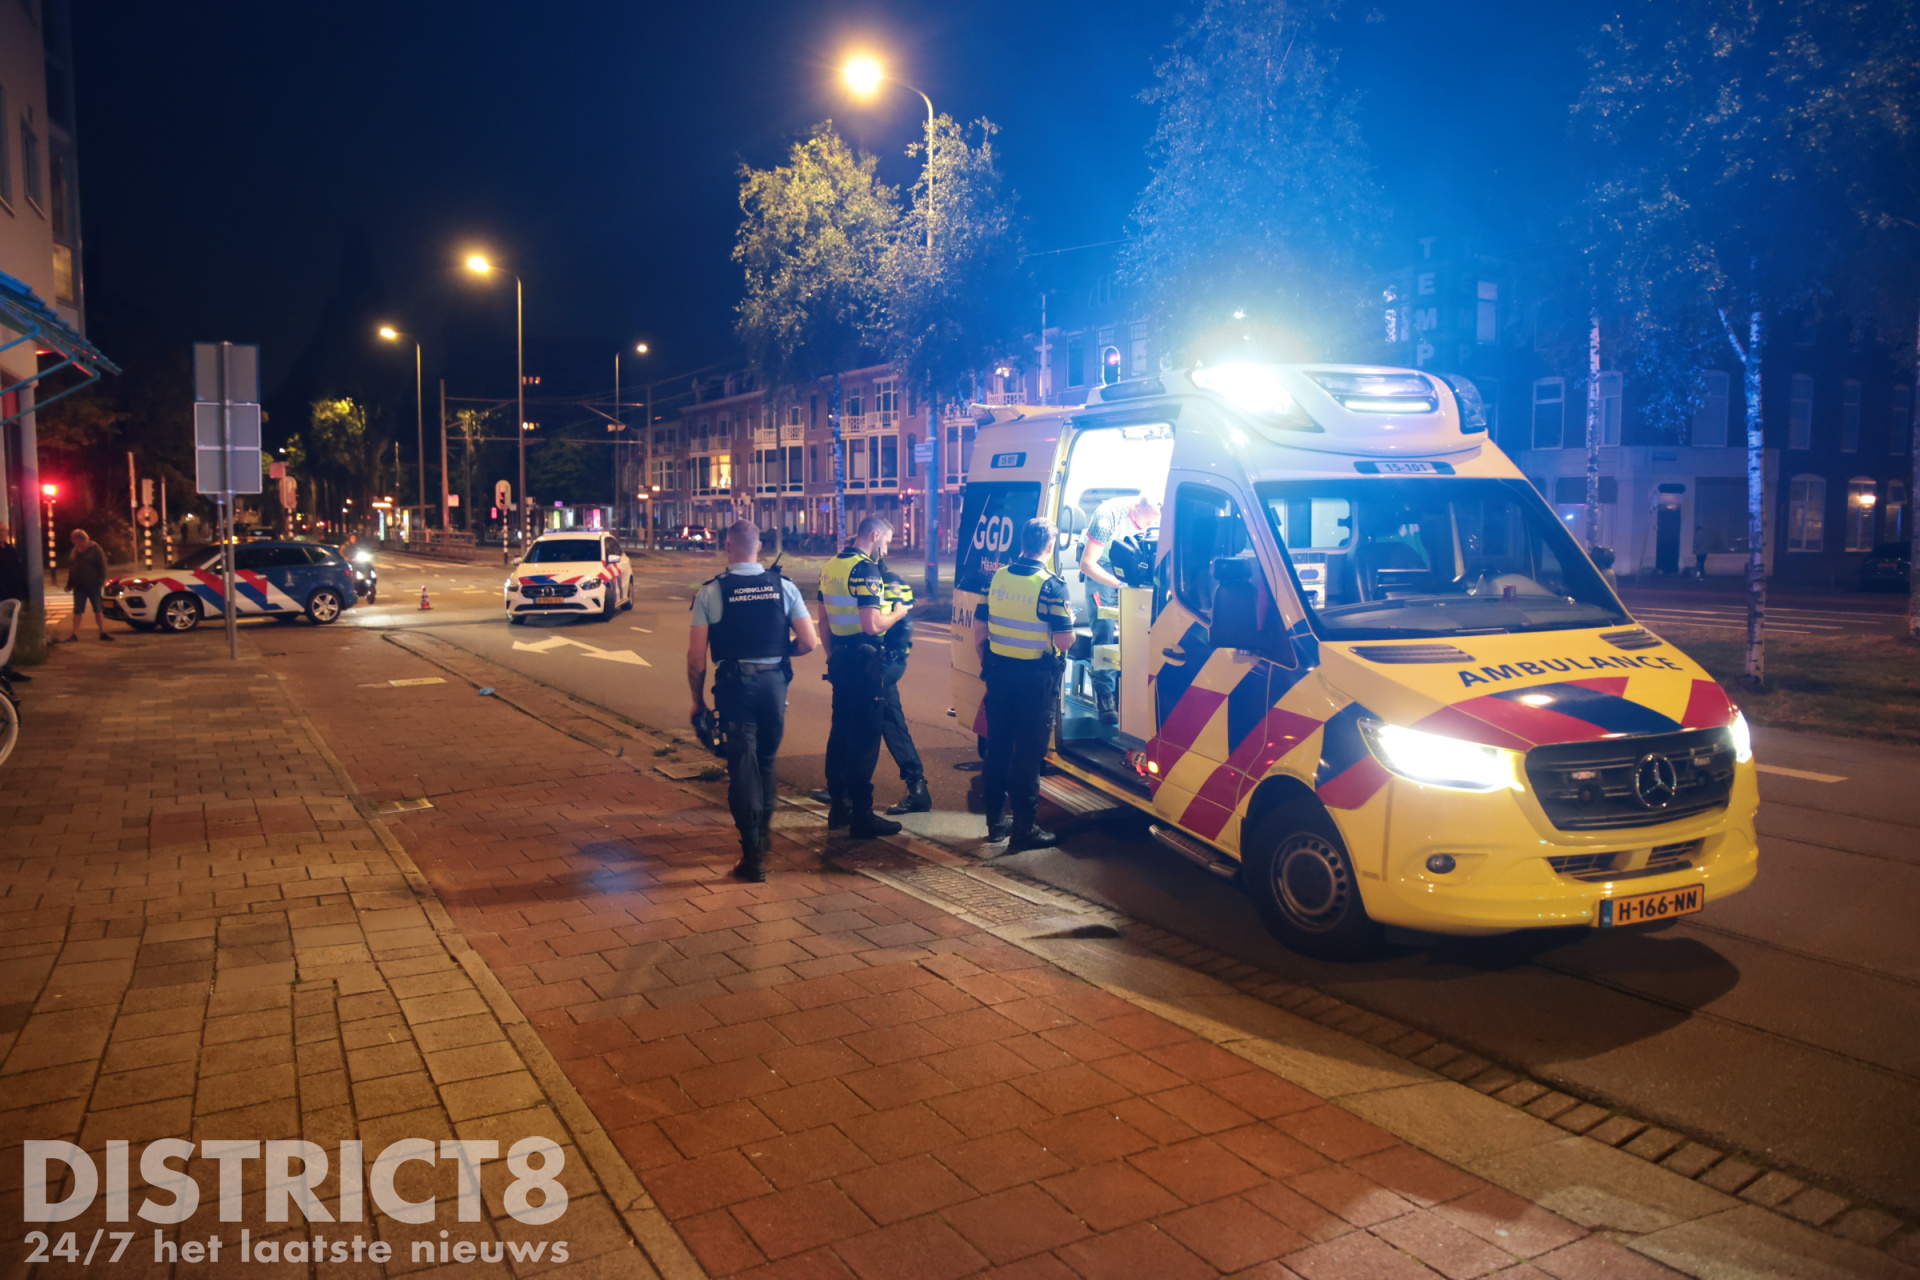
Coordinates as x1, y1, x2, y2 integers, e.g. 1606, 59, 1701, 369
465, 254, 492, 275
842, 54, 884, 98
377, 325, 427, 527
463, 252, 527, 548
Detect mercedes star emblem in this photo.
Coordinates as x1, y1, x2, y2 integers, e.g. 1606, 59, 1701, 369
1633, 752, 1680, 809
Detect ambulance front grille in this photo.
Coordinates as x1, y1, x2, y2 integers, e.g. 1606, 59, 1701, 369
1548, 840, 1705, 882
1525, 729, 1735, 831
1351, 643, 1475, 664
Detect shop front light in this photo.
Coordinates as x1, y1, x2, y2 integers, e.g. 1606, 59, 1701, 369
1359, 720, 1520, 793
1729, 709, 1753, 764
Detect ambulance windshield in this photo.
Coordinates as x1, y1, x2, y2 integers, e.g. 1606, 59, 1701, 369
1257, 477, 1628, 639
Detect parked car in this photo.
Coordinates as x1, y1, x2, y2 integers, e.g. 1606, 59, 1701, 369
504, 531, 635, 623
662, 525, 718, 551
104, 540, 357, 632
1859, 543, 1911, 592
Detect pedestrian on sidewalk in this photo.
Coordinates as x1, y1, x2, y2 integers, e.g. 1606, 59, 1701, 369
0, 523, 29, 681
877, 564, 930, 815
818, 515, 908, 839
61, 528, 113, 644
975, 517, 1075, 850
688, 519, 819, 882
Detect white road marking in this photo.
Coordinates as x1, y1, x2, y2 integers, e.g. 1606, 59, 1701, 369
630, 626, 652, 633
387, 677, 446, 687
510, 634, 651, 665
1756, 763, 1847, 783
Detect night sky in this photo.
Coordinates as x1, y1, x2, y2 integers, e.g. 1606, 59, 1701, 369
73, 0, 1596, 409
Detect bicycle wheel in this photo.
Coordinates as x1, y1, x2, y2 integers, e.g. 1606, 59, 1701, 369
0, 693, 18, 768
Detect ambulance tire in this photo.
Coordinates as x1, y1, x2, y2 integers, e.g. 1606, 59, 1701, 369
1244, 805, 1380, 961
158, 593, 202, 634
306, 588, 344, 625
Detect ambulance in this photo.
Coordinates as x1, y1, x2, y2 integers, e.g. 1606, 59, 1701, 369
949, 364, 1758, 958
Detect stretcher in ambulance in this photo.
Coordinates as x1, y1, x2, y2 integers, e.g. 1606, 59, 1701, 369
948, 365, 1758, 958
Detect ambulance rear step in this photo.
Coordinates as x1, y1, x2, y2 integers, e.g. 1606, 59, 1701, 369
1149, 824, 1241, 880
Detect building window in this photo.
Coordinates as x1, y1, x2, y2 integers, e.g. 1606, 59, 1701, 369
845, 391, 863, 422
1888, 480, 1907, 543
1894, 386, 1911, 456
875, 379, 896, 427
1845, 478, 1877, 552
1787, 474, 1825, 552
1129, 322, 1149, 376
1788, 374, 1814, 449
1694, 477, 1749, 555
1841, 381, 1862, 453
1067, 340, 1085, 388
1692, 371, 1730, 448
1531, 378, 1565, 450
1596, 371, 1622, 446
20, 115, 41, 211
1476, 281, 1498, 344
880, 435, 897, 481
905, 432, 917, 478
808, 445, 818, 484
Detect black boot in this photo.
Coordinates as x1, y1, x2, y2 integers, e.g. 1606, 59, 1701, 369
730, 838, 766, 883
1008, 822, 1058, 852
984, 811, 1012, 843
886, 779, 932, 815
848, 811, 902, 839
826, 801, 852, 830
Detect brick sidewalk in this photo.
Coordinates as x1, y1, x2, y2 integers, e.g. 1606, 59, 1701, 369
257, 624, 1690, 1280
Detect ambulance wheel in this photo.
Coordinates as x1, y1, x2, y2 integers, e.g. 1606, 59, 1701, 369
1244, 805, 1380, 960
158, 593, 202, 634
305, 588, 343, 625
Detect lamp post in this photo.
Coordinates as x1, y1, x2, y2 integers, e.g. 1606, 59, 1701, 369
844, 53, 942, 597
465, 254, 526, 548
377, 326, 426, 533
616, 342, 650, 537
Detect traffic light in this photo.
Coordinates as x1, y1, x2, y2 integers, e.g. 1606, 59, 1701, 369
40, 482, 57, 499
1101, 346, 1122, 386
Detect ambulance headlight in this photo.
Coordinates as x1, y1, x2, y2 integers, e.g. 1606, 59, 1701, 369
1359, 720, 1520, 793
1192, 363, 1295, 417
1728, 709, 1753, 764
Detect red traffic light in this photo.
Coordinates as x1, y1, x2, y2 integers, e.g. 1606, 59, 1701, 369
40, 482, 57, 498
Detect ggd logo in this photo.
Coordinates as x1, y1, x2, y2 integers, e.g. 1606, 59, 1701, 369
972, 515, 1014, 553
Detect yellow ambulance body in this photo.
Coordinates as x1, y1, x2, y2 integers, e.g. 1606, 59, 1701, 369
948, 365, 1758, 958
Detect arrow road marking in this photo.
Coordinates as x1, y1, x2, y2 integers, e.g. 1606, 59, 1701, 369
511, 634, 651, 666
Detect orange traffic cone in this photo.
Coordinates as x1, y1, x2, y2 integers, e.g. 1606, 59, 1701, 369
418, 584, 433, 611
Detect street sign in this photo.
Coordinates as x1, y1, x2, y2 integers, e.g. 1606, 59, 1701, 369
135, 505, 158, 528
140, 478, 154, 506
914, 443, 935, 464
193, 343, 263, 496
194, 343, 257, 403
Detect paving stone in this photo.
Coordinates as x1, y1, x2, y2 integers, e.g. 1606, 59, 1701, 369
1699, 1157, 1764, 1194
1623, 1126, 1685, 1163
1829, 1207, 1904, 1247
1582, 1115, 1646, 1147
1659, 1142, 1723, 1178
1738, 1170, 1806, 1207
1780, 1186, 1851, 1226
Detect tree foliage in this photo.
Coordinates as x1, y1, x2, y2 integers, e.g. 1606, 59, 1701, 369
734, 125, 898, 386
875, 115, 1023, 399
1121, 0, 1379, 361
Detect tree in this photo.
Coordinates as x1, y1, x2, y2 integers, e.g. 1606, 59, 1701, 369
452, 407, 491, 531
1577, 0, 1874, 688
734, 124, 899, 543
1121, 0, 1379, 361
304, 397, 385, 527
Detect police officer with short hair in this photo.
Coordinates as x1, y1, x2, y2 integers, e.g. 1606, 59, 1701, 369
974, 517, 1077, 850
689, 520, 820, 881
819, 515, 908, 837
1078, 492, 1161, 724
877, 565, 930, 814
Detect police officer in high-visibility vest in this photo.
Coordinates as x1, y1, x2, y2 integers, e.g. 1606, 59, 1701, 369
818, 515, 909, 837
688, 520, 820, 881
877, 565, 930, 814
973, 517, 1077, 850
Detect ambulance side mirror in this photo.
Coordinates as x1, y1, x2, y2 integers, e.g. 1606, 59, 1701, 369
1208, 558, 1297, 667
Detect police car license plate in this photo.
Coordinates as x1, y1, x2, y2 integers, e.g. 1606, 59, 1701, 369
1597, 885, 1704, 927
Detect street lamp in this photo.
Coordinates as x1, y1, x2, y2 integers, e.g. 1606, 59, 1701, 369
377, 325, 426, 533
464, 254, 527, 549
615, 341, 653, 542
843, 51, 943, 596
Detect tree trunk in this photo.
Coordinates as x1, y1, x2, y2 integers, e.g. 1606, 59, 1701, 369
924, 374, 941, 603
1741, 308, 1766, 689
831, 371, 847, 546
1585, 313, 1602, 552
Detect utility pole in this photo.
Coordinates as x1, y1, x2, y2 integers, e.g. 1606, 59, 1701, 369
439, 379, 450, 532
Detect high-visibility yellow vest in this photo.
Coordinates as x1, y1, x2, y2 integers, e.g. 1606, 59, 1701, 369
986, 564, 1056, 660
819, 548, 875, 637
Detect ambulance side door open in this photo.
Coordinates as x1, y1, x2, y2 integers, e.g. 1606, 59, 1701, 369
1146, 469, 1318, 855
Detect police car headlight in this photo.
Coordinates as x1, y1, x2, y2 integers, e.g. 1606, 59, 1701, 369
580, 576, 604, 589
1359, 720, 1520, 793
1728, 709, 1753, 764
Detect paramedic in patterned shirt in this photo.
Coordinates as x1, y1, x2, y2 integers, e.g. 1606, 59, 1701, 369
974, 517, 1076, 851
688, 520, 819, 882
1077, 492, 1160, 723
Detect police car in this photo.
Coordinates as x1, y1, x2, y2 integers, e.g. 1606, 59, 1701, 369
104, 539, 357, 632
505, 531, 634, 623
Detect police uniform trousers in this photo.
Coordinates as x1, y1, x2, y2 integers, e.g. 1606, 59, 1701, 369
880, 656, 925, 787
981, 652, 1060, 825
825, 641, 886, 814
713, 661, 788, 852
1085, 581, 1120, 718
